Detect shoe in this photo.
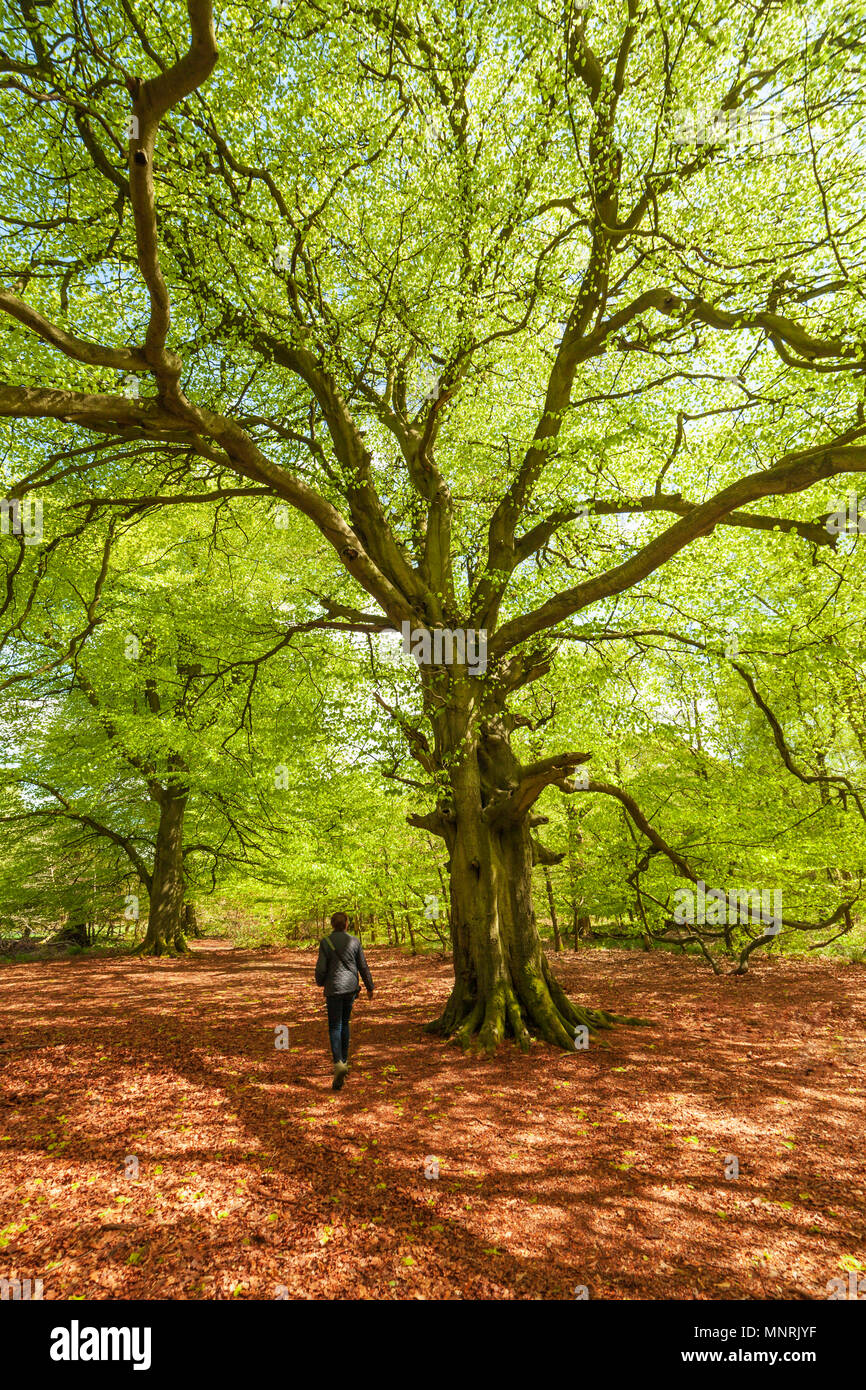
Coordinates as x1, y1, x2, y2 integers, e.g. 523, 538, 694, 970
332, 1061, 349, 1091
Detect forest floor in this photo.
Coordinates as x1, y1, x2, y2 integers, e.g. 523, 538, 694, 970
0, 942, 864, 1300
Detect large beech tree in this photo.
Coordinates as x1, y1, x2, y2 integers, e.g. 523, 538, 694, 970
2, 0, 866, 1047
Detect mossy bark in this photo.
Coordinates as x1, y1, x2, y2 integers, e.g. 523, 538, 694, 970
422, 699, 641, 1054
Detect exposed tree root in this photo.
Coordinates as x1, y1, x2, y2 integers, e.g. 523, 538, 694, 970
132, 932, 190, 958
427, 966, 650, 1055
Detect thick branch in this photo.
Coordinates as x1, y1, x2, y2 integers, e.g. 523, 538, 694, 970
492, 438, 866, 658
127, 0, 218, 391
483, 750, 592, 825
0, 292, 149, 374
514, 493, 837, 564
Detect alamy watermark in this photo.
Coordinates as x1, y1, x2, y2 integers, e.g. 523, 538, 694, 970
401, 621, 487, 676
415, 366, 443, 406
825, 491, 866, 537
673, 881, 782, 932
50, 1322, 151, 1370
1, 1276, 43, 1300
670, 106, 783, 156
827, 1272, 865, 1299
724, 623, 739, 659
1, 498, 43, 545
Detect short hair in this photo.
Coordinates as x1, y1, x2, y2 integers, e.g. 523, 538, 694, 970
330, 910, 348, 931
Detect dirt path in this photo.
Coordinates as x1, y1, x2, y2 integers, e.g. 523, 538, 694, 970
0, 944, 863, 1299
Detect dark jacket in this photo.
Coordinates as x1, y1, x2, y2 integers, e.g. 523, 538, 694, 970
315, 930, 374, 998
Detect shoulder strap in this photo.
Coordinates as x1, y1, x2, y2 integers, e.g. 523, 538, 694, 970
323, 933, 356, 973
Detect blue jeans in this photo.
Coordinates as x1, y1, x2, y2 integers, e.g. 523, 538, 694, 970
326, 991, 356, 1064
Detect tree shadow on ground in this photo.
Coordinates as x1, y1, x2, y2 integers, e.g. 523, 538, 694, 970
0, 945, 863, 1298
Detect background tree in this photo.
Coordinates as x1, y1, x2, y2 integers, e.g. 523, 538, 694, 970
0, 496, 352, 953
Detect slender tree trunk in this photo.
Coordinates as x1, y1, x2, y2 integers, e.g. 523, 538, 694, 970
402, 902, 418, 955
432, 853, 452, 934
135, 788, 188, 956
565, 803, 591, 950
183, 900, 201, 939
542, 863, 561, 952
423, 906, 449, 949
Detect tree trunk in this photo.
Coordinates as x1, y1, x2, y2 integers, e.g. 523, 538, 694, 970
542, 863, 561, 952
402, 903, 418, 955
135, 788, 189, 956
184, 900, 202, 938
53, 916, 89, 948
422, 712, 641, 1054
565, 803, 590, 951
428, 808, 615, 1052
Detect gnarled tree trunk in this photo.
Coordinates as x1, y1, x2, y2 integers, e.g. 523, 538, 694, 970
416, 702, 641, 1054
